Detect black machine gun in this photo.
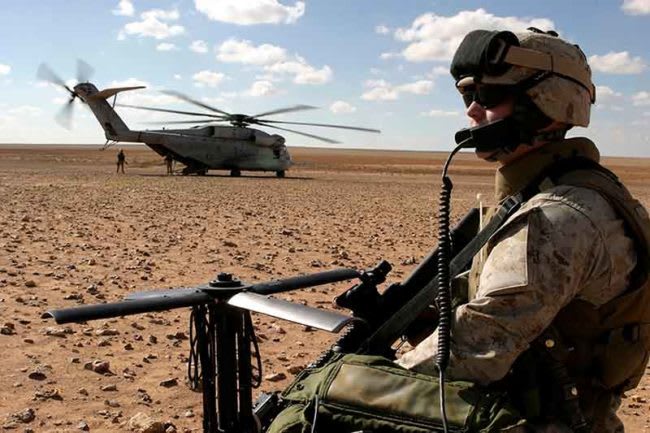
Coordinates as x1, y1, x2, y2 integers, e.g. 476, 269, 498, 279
45, 208, 479, 433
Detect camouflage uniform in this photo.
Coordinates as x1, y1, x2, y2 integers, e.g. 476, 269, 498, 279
397, 138, 636, 433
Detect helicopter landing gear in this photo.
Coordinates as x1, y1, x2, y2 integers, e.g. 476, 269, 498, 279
276, 170, 285, 178
182, 166, 208, 176
230, 169, 241, 177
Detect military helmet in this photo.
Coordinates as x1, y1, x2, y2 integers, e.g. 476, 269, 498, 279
451, 28, 595, 127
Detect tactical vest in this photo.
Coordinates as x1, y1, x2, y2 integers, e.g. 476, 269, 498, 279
470, 156, 650, 427
533, 158, 650, 392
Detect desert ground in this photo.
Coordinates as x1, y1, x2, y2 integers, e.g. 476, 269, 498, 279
1, 144, 650, 432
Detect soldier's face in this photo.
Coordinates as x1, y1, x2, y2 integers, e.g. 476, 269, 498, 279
465, 98, 514, 128
465, 98, 516, 163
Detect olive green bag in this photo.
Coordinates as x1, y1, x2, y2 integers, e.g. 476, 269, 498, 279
267, 354, 526, 433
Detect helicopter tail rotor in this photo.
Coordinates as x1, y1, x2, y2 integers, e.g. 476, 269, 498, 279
37, 60, 94, 129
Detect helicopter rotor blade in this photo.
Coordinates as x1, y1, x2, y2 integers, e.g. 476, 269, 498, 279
256, 123, 340, 144
256, 119, 380, 134
76, 59, 94, 83
117, 103, 228, 119
37, 63, 74, 94
161, 90, 231, 116
140, 119, 227, 125
55, 98, 75, 129
251, 104, 318, 119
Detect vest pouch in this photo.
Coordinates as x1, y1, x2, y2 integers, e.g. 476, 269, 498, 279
597, 325, 650, 390
268, 354, 527, 433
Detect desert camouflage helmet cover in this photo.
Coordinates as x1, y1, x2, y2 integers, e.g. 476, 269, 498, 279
455, 30, 595, 127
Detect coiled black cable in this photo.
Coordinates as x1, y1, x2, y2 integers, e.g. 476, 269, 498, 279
188, 306, 203, 390
436, 141, 468, 433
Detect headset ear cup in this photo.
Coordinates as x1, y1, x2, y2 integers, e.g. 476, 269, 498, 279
512, 94, 553, 144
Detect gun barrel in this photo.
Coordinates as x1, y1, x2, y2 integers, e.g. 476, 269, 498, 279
250, 268, 360, 295
45, 289, 213, 324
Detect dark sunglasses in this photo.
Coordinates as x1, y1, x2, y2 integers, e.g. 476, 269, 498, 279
457, 83, 514, 109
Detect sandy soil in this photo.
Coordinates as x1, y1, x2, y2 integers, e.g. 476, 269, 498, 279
1, 144, 650, 432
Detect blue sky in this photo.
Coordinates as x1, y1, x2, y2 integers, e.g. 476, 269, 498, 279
0, 0, 648, 156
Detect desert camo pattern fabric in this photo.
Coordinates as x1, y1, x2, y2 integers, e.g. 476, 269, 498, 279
397, 139, 636, 433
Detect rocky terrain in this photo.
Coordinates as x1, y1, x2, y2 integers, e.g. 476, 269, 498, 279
1, 145, 650, 432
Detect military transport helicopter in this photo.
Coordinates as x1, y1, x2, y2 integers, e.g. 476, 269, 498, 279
37, 62, 380, 177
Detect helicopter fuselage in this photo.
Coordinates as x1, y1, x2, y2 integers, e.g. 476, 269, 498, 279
76, 82, 292, 176
115, 125, 292, 173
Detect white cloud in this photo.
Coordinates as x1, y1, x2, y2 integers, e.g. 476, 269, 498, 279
112, 0, 134, 16
217, 39, 331, 85
622, 0, 650, 15
192, 70, 227, 88
190, 40, 208, 54
589, 51, 646, 74
330, 101, 357, 114
217, 39, 286, 65
361, 79, 434, 101
247, 80, 278, 96
119, 9, 185, 40
429, 66, 449, 76
173, 74, 182, 80
393, 8, 555, 62
380, 52, 400, 60
420, 109, 460, 117
375, 25, 390, 35
0, 64, 10, 75
265, 59, 332, 84
194, 0, 305, 25
595, 85, 623, 106
156, 43, 177, 51
632, 91, 650, 106
398, 80, 434, 95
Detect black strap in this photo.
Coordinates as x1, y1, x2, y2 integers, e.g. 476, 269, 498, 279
360, 193, 525, 353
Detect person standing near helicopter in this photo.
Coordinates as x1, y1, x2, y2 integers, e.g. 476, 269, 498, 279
116, 148, 127, 174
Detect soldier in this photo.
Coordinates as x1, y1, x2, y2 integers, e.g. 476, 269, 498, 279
165, 153, 173, 175
116, 148, 127, 174
397, 28, 650, 432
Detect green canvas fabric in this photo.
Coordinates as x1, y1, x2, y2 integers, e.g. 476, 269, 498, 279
268, 354, 526, 433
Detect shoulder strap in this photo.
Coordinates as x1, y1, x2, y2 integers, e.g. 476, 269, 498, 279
525, 157, 650, 282
361, 194, 525, 353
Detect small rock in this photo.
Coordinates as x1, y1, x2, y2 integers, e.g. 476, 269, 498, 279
34, 388, 62, 401
182, 410, 194, 418
128, 412, 165, 433
95, 328, 119, 336
43, 326, 72, 338
104, 399, 120, 408
264, 372, 286, 382
84, 359, 111, 375
78, 388, 89, 396
11, 408, 35, 423
0, 326, 16, 335
101, 384, 118, 392
159, 378, 178, 388
78, 420, 90, 431
288, 365, 304, 374
24, 280, 37, 288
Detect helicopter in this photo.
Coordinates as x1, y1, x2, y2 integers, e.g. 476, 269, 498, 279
37, 62, 381, 177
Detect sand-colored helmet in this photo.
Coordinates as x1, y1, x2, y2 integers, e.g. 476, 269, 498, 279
452, 29, 595, 127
